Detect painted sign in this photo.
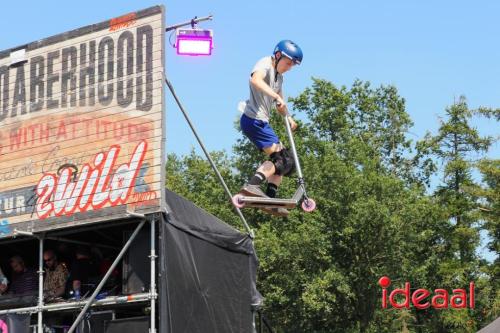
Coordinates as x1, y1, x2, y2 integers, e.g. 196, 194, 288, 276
0, 6, 165, 237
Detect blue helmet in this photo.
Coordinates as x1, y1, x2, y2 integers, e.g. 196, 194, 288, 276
274, 40, 303, 65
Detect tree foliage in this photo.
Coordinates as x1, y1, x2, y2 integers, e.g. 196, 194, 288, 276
165, 79, 498, 332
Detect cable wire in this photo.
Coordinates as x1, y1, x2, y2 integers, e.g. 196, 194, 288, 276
165, 76, 254, 238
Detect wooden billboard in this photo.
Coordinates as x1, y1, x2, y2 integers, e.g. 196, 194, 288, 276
0, 6, 165, 238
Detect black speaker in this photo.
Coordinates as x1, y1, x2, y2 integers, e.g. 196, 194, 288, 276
78, 311, 114, 333
122, 228, 151, 294
104, 316, 149, 333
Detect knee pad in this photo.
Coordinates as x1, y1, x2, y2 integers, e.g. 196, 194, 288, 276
280, 148, 296, 176
270, 151, 286, 175
270, 148, 296, 176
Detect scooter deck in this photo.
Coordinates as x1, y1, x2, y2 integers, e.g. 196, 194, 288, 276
238, 195, 297, 209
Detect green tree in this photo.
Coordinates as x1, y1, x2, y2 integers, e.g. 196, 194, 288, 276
284, 79, 451, 332
417, 96, 495, 332
473, 158, 500, 322
473, 107, 500, 324
165, 82, 497, 332
418, 97, 492, 265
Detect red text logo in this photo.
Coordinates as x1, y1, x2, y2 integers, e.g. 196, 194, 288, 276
109, 13, 137, 31
35, 140, 147, 219
379, 276, 475, 309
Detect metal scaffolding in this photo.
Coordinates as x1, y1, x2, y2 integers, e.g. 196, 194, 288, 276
0, 213, 159, 333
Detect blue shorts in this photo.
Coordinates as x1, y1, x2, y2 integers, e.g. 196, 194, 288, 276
240, 114, 280, 150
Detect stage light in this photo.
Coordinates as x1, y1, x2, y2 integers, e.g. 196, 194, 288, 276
176, 28, 213, 56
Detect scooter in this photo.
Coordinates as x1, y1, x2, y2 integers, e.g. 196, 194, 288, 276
232, 111, 316, 213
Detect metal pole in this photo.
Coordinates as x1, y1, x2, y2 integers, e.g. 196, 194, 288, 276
150, 216, 157, 333
67, 218, 147, 333
283, 116, 303, 179
165, 77, 254, 238
0, 293, 151, 315
165, 15, 213, 32
37, 235, 44, 333
45, 236, 120, 250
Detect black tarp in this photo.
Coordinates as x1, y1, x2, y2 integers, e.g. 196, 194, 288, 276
160, 189, 261, 333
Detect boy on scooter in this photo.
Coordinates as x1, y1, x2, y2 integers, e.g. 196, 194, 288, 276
238, 40, 302, 216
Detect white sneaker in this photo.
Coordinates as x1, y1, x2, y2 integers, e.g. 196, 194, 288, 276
240, 184, 268, 198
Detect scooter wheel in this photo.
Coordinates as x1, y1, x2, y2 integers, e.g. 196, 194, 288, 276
232, 194, 245, 208
301, 198, 316, 212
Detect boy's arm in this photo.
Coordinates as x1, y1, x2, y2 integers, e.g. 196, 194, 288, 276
250, 70, 297, 130
277, 91, 298, 131
250, 70, 285, 105
276, 91, 288, 115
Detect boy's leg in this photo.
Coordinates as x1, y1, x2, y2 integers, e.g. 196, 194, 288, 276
261, 174, 289, 216
256, 161, 277, 179
266, 174, 282, 198
242, 145, 289, 217
259, 145, 289, 216
241, 144, 280, 197
262, 144, 283, 198
240, 162, 272, 197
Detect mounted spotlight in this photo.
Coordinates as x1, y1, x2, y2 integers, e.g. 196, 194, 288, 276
176, 28, 213, 56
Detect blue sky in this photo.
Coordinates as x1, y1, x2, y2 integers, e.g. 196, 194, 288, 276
1, 1, 497, 256
1, 1, 498, 155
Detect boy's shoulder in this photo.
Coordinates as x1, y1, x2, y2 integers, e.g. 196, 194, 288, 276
254, 56, 273, 68
252, 56, 274, 76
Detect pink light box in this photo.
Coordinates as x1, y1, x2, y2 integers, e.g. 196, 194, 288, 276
176, 29, 213, 56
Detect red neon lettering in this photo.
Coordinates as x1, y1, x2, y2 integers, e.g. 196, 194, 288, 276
36, 175, 56, 219
450, 289, 467, 308
412, 289, 430, 309
35, 140, 147, 219
389, 282, 410, 309
469, 282, 475, 308
431, 289, 448, 308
